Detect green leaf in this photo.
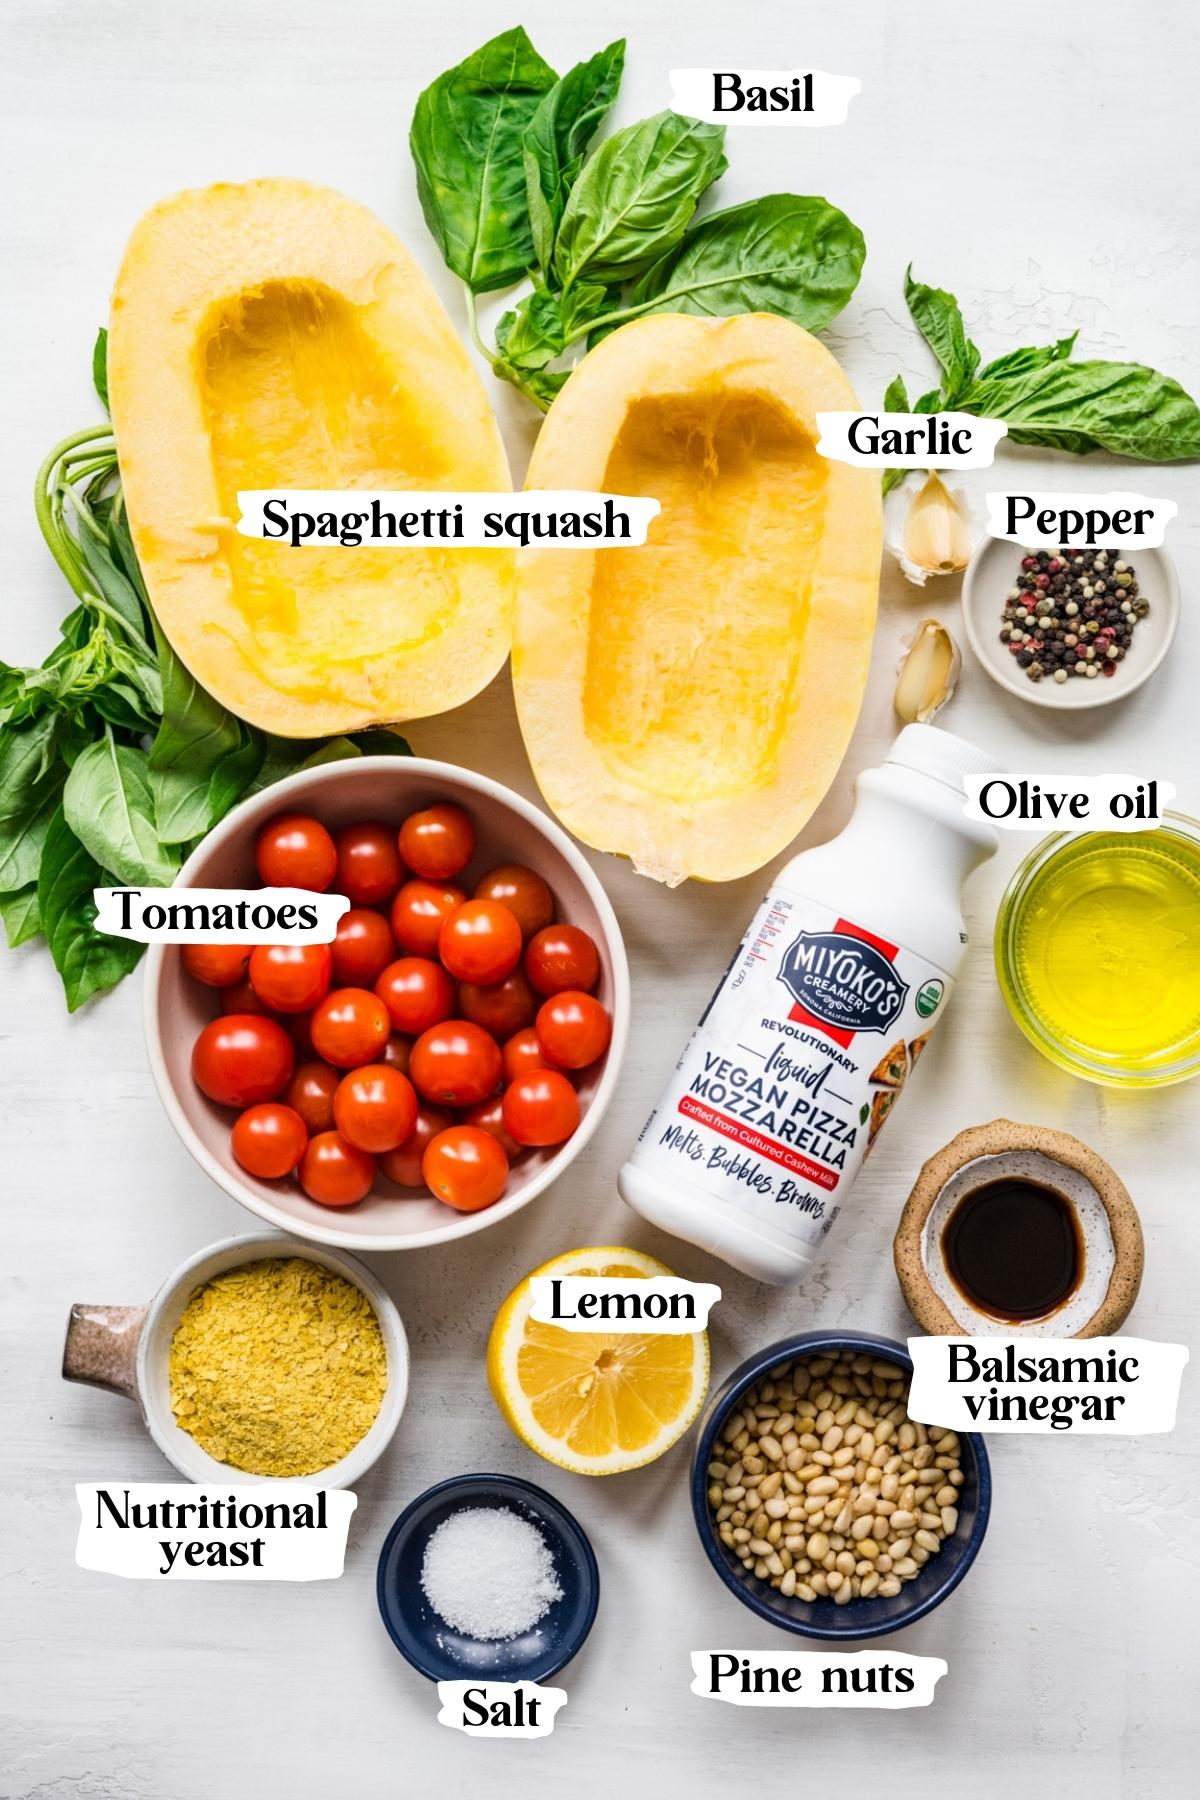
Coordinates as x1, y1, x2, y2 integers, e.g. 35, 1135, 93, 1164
349, 727, 414, 758
37, 805, 144, 1011
149, 636, 265, 844
0, 715, 66, 891
962, 358, 1200, 459
883, 374, 910, 412
628, 194, 865, 332
0, 882, 41, 947
880, 469, 908, 497
977, 332, 1077, 382
913, 388, 942, 414
523, 39, 626, 271
496, 289, 566, 372
522, 368, 570, 409
553, 112, 727, 291
77, 530, 152, 647
63, 733, 180, 887
93, 328, 109, 409
903, 267, 980, 402
410, 26, 558, 294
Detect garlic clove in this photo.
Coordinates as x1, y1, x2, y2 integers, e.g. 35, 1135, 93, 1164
895, 617, 962, 723
887, 472, 974, 586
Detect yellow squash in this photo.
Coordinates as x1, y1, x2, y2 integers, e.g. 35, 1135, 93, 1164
108, 179, 513, 736
513, 313, 882, 883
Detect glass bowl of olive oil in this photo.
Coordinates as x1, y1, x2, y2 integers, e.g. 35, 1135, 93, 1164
995, 814, 1200, 1087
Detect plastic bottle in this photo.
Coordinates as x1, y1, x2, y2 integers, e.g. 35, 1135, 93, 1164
618, 724, 1000, 1284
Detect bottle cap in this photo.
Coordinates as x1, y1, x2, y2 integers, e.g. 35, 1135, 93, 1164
885, 723, 1000, 792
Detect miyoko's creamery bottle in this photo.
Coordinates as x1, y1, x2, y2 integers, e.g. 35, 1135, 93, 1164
618, 725, 999, 1284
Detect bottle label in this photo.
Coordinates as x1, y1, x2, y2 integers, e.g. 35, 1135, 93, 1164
631, 889, 953, 1249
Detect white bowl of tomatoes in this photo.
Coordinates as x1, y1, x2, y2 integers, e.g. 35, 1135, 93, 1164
144, 758, 629, 1251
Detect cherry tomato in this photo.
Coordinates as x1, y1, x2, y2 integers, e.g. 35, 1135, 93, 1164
458, 966, 538, 1039
502, 1069, 581, 1147
378, 1103, 453, 1188
398, 804, 475, 881
409, 1020, 502, 1107
285, 1061, 340, 1134
438, 899, 522, 984
375, 957, 456, 1035
298, 1131, 376, 1207
501, 1027, 550, 1084
231, 1103, 308, 1179
192, 1014, 294, 1109
536, 990, 613, 1070
334, 821, 405, 906
333, 1063, 418, 1154
381, 1034, 413, 1075
255, 812, 337, 891
390, 879, 466, 956
310, 988, 392, 1069
473, 864, 554, 941
220, 976, 272, 1016
182, 943, 250, 988
331, 908, 396, 987
524, 923, 601, 996
287, 1009, 318, 1058
464, 1095, 523, 1161
422, 1125, 508, 1212
248, 943, 333, 1014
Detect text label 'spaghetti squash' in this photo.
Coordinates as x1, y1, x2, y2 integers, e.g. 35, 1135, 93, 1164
513, 312, 882, 884
109, 179, 513, 737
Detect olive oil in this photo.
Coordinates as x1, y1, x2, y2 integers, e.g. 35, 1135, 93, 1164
1002, 824, 1200, 1083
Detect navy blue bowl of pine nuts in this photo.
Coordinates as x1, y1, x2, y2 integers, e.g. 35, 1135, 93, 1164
690, 1330, 991, 1640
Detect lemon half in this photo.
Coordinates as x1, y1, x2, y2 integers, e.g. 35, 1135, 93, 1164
487, 1246, 710, 1476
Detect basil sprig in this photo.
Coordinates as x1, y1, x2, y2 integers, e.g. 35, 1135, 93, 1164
411, 28, 866, 409
882, 267, 1200, 491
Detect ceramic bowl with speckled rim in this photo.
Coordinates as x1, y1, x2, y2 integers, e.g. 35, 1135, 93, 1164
893, 1120, 1144, 1337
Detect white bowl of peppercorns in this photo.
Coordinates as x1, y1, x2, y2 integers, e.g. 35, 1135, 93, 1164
962, 537, 1180, 709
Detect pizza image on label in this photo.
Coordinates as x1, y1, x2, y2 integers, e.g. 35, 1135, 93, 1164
908, 1033, 931, 1068
869, 1039, 909, 1089
865, 1087, 898, 1154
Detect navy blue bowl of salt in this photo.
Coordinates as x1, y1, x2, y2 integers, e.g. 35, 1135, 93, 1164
376, 1473, 600, 1682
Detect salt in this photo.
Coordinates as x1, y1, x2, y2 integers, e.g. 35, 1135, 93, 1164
420, 1506, 563, 1642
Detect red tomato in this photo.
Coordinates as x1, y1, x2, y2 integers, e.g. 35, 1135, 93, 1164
285, 1061, 340, 1134
375, 957, 456, 1035
381, 1034, 413, 1074
255, 813, 337, 891
473, 864, 554, 941
333, 1063, 418, 1154
422, 1125, 509, 1212
409, 1020, 502, 1107
378, 1103, 453, 1188
332, 908, 396, 987
438, 899, 522, 984
248, 943, 333, 1013
464, 1095, 523, 1161
182, 943, 251, 988
398, 804, 475, 881
231, 1104, 308, 1179
220, 976, 272, 1016
298, 1131, 376, 1207
458, 966, 538, 1039
310, 988, 392, 1068
524, 923, 601, 996
391, 879, 466, 956
536, 990, 613, 1069
192, 1015, 294, 1109
502, 1027, 550, 1084
502, 1069, 581, 1147
287, 1009, 318, 1058
334, 821, 405, 906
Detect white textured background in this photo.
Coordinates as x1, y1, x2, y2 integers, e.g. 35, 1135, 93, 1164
2, 3, 1197, 1796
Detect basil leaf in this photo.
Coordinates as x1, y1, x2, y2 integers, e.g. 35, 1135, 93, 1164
904, 267, 980, 402
150, 636, 265, 844
880, 469, 907, 497
523, 368, 570, 408
978, 333, 1077, 382
37, 805, 144, 1011
411, 26, 558, 294
92, 327, 109, 409
78, 531, 152, 648
63, 733, 180, 887
883, 375, 910, 412
629, 194, 865, 332
0, 716, 65, 891
963, 358, 1200, 459
914, 388, 942, 414
496, 290, 566, 372
0, 882, 41, 947
553, 112, 727, 290
523, 39, 626, 271
350, 727, 413, 758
